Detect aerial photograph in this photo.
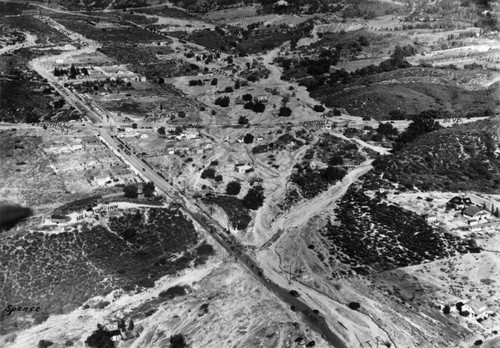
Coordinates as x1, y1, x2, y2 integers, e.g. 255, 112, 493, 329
0, 0, 499, 347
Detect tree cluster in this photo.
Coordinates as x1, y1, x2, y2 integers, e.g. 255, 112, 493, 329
215, 96, 230, 107
243, 185, 265, 210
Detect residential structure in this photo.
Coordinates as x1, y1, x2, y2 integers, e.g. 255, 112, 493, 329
463, 299, 487, 316
446, 196, 473, 210
462, 205, 492, 225
235, 163, 253, 174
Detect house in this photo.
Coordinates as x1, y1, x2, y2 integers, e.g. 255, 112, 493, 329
236, 136, 244, 143
447, 196, 473, 210
235, 163, 253, 174
196, 149, 204, 154
181, 129, 199, 140
323, 124, 332, 130
309, 161, 328, 170
463, 299, 487, 316
167, 147, 175, 155
462, 205, 492, 224
256, 95, 268, 103
256, 136, 264, 142
140, 134, 149, 139
203, 143, 213, 149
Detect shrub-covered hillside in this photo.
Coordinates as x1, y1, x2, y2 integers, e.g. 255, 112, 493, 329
322, 180, 480, 276
0, 208, 202, 335
373, 120, 500, 192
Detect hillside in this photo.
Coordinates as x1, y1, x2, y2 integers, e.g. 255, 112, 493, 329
373, 119, 500, 192
309, 68, 498, 119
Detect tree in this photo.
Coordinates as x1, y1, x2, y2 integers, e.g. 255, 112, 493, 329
85, 328, 114, 348
122, 227, 136, 241
313, 105, 325, 112
201, 168, 216, 179
238, 116, 249, 125
348, 302, 361, 310
242, 93, 253, 101
323, 166, 347, 182
158, 77, 165, 84
279, 106, 292, 117
38, 340, 54, 348
132, 123, 138, 129
70, 64, 77, 79
252, 101, 265, 113
128, 320, 134, 331
214, 174, 223, 182
377, 122, 399, 136
170, 334, 187, 348
394, 113, 442, 150
211, 78, 218, 86
328, 154, 344, 166
443, 305, 451, 315
244, 133, 254, 143
226, 181, 241, 195
123, 184, 139, 198
243, 185, 265, 210
215, 96, 230, 107
157, 126, 166, 135
143, 182, 155, 197
358, 35, 370, 47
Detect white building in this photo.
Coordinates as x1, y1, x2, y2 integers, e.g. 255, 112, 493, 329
235, 163, 253, 174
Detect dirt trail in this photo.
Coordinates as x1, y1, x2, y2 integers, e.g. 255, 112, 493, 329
0, 32, 37, 55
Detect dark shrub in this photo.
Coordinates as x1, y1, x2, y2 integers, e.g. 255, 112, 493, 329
201, 168, 216, 179
38, 340, 54, 348
196, 243, 215, 256
170, 334, 187, 348
348, 302, 361, 310
159, 285, 187, 299
226, 181, 241, 195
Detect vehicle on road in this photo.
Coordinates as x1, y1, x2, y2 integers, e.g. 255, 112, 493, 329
289, 290, 300, 297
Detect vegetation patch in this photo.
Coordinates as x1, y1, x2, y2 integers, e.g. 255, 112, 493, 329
0, 208, 198, 335
373, 119, 500, 192
203, 196, 251, 230
322, 180, 480, 275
